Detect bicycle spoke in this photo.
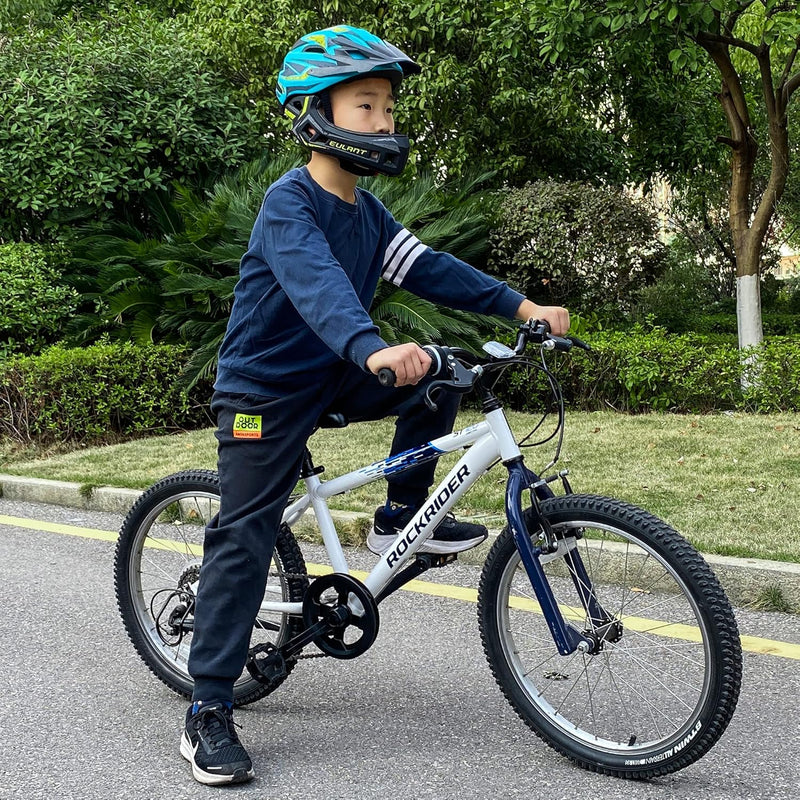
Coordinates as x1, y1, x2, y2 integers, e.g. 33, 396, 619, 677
480, 496, 742, 775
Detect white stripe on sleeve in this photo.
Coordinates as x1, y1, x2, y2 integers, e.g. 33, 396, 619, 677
382, 229, 427, 285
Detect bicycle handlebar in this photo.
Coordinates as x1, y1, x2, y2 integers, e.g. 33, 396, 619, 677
377, 321, 590, 388
377, 368, 395, 387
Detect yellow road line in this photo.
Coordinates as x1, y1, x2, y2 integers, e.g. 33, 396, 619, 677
3, 513, 799, 661
0, 514, 119, 542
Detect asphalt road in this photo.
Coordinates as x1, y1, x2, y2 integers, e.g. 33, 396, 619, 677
1, 498, 798, 800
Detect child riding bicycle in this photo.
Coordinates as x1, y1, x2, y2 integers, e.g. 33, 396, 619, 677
181, 25, 570, 786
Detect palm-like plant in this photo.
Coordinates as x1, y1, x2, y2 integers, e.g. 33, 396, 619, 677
71, 155, 507, 386
365, 169, 511, 352
70, 154, 294, 384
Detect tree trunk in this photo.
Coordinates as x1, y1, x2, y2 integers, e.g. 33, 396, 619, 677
698, 38, 765, 353
735, 247, 763, 351
689, 21, 798, 385
734, 235, 763, 389
729, 152, 764, 352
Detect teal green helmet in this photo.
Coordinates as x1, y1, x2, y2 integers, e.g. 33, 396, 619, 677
276, 25, 419, 107
276, 25, 420, 176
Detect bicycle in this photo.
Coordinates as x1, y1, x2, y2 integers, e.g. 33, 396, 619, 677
114, 320, 742, 779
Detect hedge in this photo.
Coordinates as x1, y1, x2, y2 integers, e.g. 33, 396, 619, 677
1, 333, 798, 450
0, 242, 79, 358
498, 330, 800, 414
692, 312, 800, 337
0, 342, 211, 445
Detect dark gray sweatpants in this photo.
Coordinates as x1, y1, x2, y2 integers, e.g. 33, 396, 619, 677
188, 362, 460, 703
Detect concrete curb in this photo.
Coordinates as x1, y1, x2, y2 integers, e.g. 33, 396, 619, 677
2, 473, 798, 611
0, 474, 143, 514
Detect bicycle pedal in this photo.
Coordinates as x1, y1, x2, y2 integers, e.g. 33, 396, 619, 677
246, 643, 288, 686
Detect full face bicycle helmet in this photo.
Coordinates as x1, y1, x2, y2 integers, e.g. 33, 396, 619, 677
276, 25, 420, 176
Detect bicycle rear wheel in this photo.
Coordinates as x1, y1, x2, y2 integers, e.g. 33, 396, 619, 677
478, 494, 742, 778
114, 469, 308, 706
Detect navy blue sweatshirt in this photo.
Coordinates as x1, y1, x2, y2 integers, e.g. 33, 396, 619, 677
215, 167, 524, 395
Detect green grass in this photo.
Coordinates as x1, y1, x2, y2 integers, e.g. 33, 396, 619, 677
2, 410, 799, 563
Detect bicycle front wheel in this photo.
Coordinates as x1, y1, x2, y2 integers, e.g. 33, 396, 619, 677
478, 494, 742, 778
114, 469, 308, 706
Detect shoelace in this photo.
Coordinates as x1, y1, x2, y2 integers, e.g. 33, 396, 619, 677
193, 707, 241, 748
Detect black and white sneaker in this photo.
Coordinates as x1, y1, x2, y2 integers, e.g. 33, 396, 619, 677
181, 701, 254, 785
367, 503, 488, 555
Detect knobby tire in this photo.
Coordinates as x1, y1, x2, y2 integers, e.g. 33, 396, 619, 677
114, 470, 308, 706
478, 494, 742, 779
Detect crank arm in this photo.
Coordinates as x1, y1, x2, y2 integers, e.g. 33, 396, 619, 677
247, 615, 335, 685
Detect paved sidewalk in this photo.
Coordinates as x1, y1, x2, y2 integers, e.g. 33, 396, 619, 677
2, 472, 798, 610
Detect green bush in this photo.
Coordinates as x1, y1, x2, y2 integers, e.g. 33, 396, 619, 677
497, 329, 800, 413
0, 343, 211, 445
775, 276, 800, 314
0, 6, 263, 241
690, 312, 800, 336
0, 243, 79, 357
488, 180, 668, 316
741, 338, 800, 412
632, 256, 719, 332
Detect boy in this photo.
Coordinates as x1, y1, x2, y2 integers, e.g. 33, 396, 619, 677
181, 25, 570, 785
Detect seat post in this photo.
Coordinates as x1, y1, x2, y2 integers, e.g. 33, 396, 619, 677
299, 447, 322, 478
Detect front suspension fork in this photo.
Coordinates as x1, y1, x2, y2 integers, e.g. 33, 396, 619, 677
505, 459, 610, 655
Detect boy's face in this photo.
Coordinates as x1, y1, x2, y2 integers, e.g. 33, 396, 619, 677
328, 77, 396, 135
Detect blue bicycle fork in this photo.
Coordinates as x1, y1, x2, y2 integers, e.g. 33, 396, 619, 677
505, 459, 608, 656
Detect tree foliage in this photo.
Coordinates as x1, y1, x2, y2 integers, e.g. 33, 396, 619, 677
533, 0, 800, 348
185, 0, 714, 187
0, 4, 264, 241
1, 0, 731, 246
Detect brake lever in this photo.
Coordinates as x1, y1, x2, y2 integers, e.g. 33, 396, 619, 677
424, 378, 475, 412
424, 382, 443, 412
447, 355, 479, 386
423, 356, 479, 411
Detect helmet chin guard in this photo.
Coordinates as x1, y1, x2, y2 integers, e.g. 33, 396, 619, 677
285, 94, 410, 177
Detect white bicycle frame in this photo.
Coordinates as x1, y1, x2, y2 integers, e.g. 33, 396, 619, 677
262, 408, 523, 616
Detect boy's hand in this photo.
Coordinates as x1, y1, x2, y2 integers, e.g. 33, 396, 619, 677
367, 344, 431, 387
515, 300, 570, 336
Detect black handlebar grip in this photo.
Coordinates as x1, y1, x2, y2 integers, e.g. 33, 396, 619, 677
377, 345, 445, 388
567, 334, 592, 351
550, 335, 574, 352
377, 368, 396, 387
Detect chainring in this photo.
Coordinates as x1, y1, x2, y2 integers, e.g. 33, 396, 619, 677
302, 573, 379, 659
